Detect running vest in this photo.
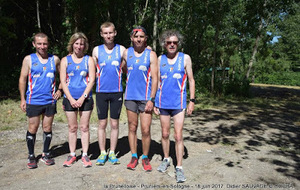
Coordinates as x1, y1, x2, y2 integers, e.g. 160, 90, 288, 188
155, 52, 187, 109
26, 53, 56, 105
125, 47, 152, 100
65, 55, 92, 99
96, 44, 123, 92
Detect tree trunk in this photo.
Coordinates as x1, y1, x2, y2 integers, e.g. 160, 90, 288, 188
211, 25, 219, 93
152, 0, 158, 51
140, 0, 149, 24
246, 18, 263, 79
246, 0, 267, 79
48, 1, 55, 40
36, 0, 41, 31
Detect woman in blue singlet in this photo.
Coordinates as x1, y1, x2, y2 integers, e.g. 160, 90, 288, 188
60, 32, 95, 168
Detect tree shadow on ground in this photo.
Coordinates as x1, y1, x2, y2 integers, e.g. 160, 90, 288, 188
184, 86, 300, 180
50, 139, 84, 161
51, 137, 188, 166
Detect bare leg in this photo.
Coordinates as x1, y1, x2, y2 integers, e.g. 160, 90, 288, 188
159, 114, 171, 158
173, 111, 185, 166
28, 116, 40, 134
79, 110, 92, 154
109, 118, 119, 152
98, 119, 107, 151
140, 111, 152, 156
41, 114, 54, 132
127, 109, 138, 154
65, 111, 78, 154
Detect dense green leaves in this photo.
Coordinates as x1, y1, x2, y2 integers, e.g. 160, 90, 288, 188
0, 0, 299, 99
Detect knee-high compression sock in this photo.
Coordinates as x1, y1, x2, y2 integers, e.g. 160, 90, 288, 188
43, 131, 52, 153
26, 131, 36, 155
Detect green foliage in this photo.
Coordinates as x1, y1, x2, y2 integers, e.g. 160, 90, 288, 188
254, 71, 300, 86
224, 74, 250, 97
194, 67, 250, 97
193, 68, 211, 97
274, 2, 300, 71
0, 64, 20, 99
0, 0, 299, 100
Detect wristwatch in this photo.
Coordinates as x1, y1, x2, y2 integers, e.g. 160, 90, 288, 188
190, 98, 195, 103
150, 97, 155, 103
84, 94, 88, 98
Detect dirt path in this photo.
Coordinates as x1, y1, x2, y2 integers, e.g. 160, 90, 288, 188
0, 85, 299, 190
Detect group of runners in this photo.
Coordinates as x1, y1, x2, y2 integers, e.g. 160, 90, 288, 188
19, 22, 195, 183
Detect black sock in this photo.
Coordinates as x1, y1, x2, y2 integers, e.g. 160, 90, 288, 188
26, 131, 36, 155
43, 131, 52, 154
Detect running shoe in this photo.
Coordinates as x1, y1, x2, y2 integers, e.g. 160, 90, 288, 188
108, 152, 120, 165
157, 158, 170, 172
81, 155, 92, 168
175, 168, 186, 183
95, 152, 107, 166
63, 155, 76, 167
40, 153, 55, 166
142, 158, 152, 172
127, 157, 138, 170
27, 155, 37, 169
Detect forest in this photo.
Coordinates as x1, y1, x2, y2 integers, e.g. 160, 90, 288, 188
0, 0, 299, 99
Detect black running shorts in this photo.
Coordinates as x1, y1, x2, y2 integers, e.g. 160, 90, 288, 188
62, 97, 94, 111
96, 92, 123, 120
26, 103, 57, 117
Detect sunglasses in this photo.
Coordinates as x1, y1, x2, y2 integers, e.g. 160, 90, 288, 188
166, 41, 178, 45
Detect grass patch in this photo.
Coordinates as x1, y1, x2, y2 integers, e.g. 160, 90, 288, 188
0, 99, 27, 131
1, 87, 299, 132
0, 95, 129, 132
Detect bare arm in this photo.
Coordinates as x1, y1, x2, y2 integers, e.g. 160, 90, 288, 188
60, 56, 77, 107
121, 48, 128, 74
120, 45, 126, 58
53, 55, 62, 100
92, 46, 98, 63
156, 56, 161, 91
153, 55, 161, 115
18, 55, 31, 112
145, 50, 158, 112
185, 54, 195, 115
92, 46, 98, 73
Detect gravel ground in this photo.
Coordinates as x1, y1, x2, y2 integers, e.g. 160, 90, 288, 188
0, 85, 299, 190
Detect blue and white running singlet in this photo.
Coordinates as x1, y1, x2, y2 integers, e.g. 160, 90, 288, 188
26, 53, 56, 105
65, 55, 92, 99
96, 44, 122, 92
125, 47, 152, 101
155, 52, 187, 109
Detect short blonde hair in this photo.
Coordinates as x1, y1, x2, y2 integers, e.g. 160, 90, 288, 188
100, 22, 115, 32
67, 32, 89, 54
33, 32, 48, 42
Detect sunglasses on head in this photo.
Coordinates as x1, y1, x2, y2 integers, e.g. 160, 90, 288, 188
166, 41, 178, 45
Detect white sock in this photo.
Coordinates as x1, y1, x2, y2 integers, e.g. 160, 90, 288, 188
70, 152, 76, 157
101, 150, 107, 155
82, 152, 87, 157
176, 166, 183, 170
109, 150, 115, 155
164, 157, 171, 162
